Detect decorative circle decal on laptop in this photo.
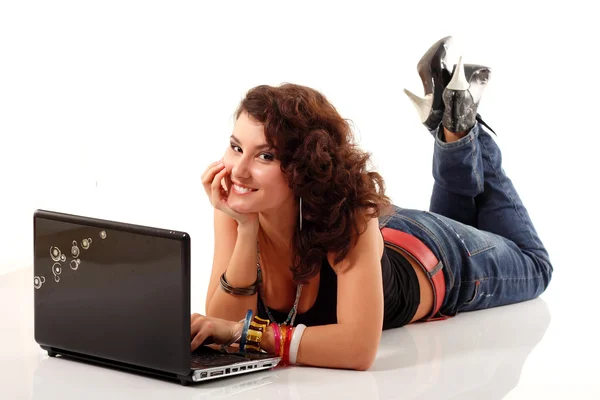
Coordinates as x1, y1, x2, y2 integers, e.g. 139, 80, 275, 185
71, 241, 80, 258
52, 263, 62, 282
34, 276, 46, 289
70, 259, 81, 270
50, 246, 66, 262
38, 232, 106, 288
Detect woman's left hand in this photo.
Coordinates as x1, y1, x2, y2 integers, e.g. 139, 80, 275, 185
190, 313, 244, 352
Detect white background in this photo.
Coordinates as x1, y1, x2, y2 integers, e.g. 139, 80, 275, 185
1, 2, 599, 396
2, 0, 597, 306
2, 1, 598, 298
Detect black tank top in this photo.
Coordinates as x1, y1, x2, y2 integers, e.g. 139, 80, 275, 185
256, 246, 420, 329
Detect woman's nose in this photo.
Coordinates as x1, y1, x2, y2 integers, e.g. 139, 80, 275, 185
231, 157, 251, 179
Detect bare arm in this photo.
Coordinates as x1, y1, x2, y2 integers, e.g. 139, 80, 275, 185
261, 217, 384, 370
205, 209, 260, 321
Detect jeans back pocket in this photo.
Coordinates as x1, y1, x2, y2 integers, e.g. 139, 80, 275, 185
425, 211, 496, 257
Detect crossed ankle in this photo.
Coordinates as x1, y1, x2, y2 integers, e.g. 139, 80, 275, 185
443, 127, 468, 143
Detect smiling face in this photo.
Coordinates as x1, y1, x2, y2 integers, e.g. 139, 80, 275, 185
222, 111, 294, 214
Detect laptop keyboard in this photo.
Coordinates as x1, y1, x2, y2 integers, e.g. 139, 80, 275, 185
191, 353, 247, 368
190, 346, 275, 369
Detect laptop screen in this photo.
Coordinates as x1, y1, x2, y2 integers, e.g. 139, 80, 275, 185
33, 210, 191, 375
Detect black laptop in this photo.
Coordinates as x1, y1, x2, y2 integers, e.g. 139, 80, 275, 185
33, 209, 281, 385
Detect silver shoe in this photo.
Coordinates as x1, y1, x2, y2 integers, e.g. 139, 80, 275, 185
442, 56, 492, 134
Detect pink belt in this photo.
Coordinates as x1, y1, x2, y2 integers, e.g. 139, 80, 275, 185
381, 228, 447, 321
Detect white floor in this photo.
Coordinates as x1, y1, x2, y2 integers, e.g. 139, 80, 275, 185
3, 261, 599, 400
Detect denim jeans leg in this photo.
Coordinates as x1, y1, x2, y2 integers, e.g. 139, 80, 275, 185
429, 123, 483, 227
424, 121, 553, 315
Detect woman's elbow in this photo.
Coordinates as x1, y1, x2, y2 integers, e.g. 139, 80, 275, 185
351, 345, 378, 371
344, 327, 380, 371
353, 357, 375, 371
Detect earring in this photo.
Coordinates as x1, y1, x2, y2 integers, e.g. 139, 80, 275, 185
299, 196, 303, 231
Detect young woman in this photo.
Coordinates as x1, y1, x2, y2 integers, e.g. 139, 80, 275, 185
190, 37, 553, 371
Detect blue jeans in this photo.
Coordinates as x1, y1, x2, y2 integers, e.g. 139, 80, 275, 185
378, 120, 553, 317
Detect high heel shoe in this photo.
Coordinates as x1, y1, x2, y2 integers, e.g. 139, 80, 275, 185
442, 56, 492, 134
403, 36, 453, 132
404, 37, 496, 136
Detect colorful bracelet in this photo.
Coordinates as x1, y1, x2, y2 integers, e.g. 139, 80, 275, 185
288, 324, 306, 365
245, 315, 270, 352
279, 325, 287, 362
238, 309, 253, 354
282, 325, 293, 366
271, 323, 282, 357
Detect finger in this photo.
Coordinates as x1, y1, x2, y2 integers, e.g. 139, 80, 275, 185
191, 334, 216, 352
212, 168, 227, 188
210, 167, 228, 191
190, 313, 203, 323
202, 168, 226, 200
191, 321, 215, 351
212, 169, 230, 206
201, 163, 224, 186
223, 172, 232, 192
190, 314, 204, 336
200, 160, 223, 177
191, 332, 210, 351
201, 162, 225, 184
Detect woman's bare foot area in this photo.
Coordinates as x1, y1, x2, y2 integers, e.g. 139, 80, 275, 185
443, 127, 468, 143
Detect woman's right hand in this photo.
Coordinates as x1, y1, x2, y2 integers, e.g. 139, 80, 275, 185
201, 160, 259, 226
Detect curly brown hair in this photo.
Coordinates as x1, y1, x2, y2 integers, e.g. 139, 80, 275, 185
234, 83, 394, 283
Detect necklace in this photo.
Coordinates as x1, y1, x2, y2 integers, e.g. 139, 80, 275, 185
256, 239, 303, 326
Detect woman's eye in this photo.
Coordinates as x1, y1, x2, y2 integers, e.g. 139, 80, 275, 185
230, 144, 274, 161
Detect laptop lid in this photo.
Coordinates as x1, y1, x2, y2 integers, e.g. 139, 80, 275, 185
33, 209, 191, 376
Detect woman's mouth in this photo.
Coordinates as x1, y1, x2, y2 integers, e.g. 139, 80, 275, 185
232, 183, 258, 194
